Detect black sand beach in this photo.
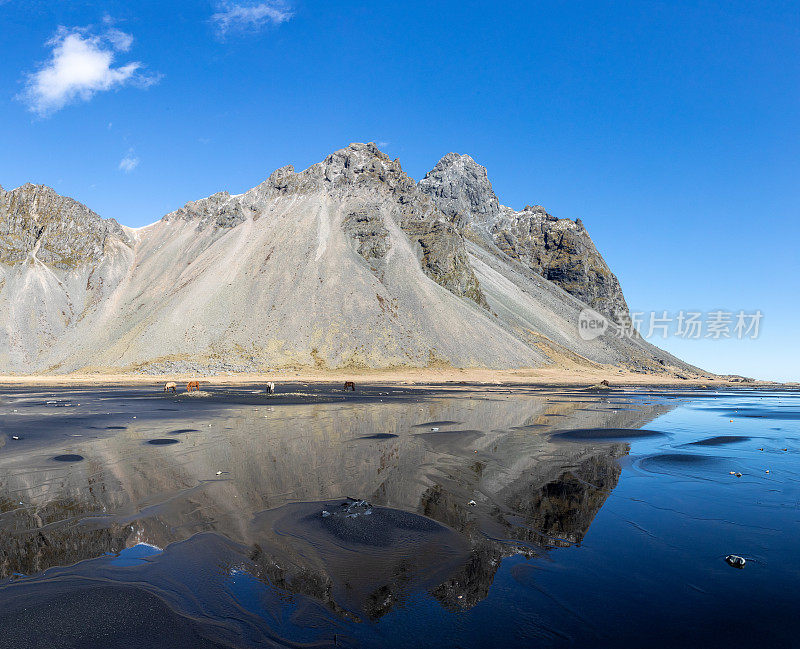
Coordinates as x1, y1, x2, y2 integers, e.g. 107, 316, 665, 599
1, 383, 798, 647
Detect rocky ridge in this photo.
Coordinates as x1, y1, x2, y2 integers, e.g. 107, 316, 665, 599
0, 183, 129, 269
163, 144, 485, 305
419, 153, 629, 321
0, 143, 698, 375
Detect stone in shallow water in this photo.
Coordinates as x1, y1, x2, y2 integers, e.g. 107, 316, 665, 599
725, 554, 746, 568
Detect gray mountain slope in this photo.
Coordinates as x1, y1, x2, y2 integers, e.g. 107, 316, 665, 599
0, 143, 699, 375
419, 153, 629, 322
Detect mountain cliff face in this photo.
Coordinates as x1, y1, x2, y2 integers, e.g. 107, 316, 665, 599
0, 183, 129, 268
418, 153, 629, 321
0, 143, 697, 375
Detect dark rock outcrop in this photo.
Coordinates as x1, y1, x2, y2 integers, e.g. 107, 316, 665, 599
0, 183, 129, 269
342, 203, 390, 267
418, 152, 500, 226
419, 153, 629, 321
322, 144, 487, 305
163, 191, 249, 230
491, 204, 630, 321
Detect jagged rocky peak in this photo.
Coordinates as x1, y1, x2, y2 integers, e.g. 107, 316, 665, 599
313, 143, 486, 306
0, 182, 129, 269
258, 142, 411, 197
155, 143, 486, 306
170, 143, 414, 230
318, 142, 406, 186
0, 144, 699, 375
491, 205, 630, 321
418, 152, 629, 321
418, 152, 500, 225
162, 190, 253, 230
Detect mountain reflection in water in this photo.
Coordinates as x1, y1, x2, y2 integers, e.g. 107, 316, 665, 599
0, 384, 675, 646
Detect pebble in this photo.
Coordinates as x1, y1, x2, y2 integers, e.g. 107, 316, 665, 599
725, 554, 746, 568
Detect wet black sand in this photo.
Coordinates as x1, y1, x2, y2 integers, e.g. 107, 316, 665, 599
1, 383, 798, 648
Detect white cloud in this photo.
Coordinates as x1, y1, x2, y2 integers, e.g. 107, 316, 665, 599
100, 13, 135, 52
212, 1, 293, 36
105, 28, 134, 52
19, 24, 158, 116
118, 149, 139, 173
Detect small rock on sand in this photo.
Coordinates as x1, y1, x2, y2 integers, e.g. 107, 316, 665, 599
725, 555, 746, 568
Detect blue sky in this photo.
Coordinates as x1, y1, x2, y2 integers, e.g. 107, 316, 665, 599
1, 1, 798, 381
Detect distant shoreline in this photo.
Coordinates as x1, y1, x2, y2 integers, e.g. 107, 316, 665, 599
0, 368, 788, 388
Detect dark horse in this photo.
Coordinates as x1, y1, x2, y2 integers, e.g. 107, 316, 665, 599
343, 381, 355, 392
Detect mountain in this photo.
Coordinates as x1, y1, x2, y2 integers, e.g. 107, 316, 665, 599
0, 143, 699, 376
418, 152, 629, 321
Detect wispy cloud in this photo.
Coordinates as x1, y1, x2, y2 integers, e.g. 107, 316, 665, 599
19, 22, 158, 117
105, 27, 134, 52
211, 1, 293, 36
101, 14, 134, 52
118, 148, 139, 173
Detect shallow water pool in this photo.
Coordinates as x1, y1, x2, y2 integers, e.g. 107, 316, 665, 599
0, 384, 797, 647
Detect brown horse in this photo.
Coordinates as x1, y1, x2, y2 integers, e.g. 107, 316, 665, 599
343, 381, 355, 392
187, 381, 200, 392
